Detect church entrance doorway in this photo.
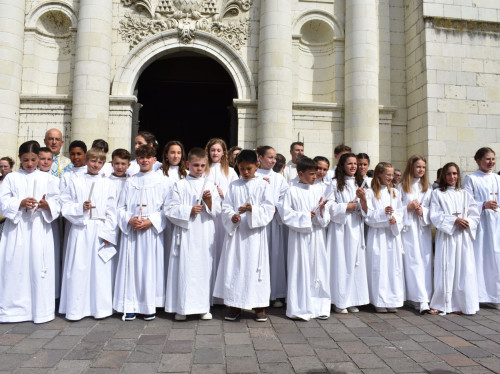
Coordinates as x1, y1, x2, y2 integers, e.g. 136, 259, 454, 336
135, 52, 238, 155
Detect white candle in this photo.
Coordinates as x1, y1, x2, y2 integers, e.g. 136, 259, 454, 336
88, 181, 95, 201
198, 177, 208, 204
32, 180, 37, 199
138, 188, 144, 219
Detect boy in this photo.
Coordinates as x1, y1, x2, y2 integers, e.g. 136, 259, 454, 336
164, 147, 221, 321
282, 156, 331, 321
113, 145, 172, 321
91, 139, 113, 177
38, 147, 54, 172
60, 140, 87, 193
109, 148, 131, 192
59, 148, 117, 320
213, 150, 275, 322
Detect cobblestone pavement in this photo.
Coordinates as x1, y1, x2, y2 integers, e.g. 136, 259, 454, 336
1, 305, 500, 373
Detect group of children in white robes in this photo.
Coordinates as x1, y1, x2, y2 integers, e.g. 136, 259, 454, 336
0, 137, 499, 324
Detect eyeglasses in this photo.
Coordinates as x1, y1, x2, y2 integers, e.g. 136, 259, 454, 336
46, 137, 62, 142
0, 166, 10, 169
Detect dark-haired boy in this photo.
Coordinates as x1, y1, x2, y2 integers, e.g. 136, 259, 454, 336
213, 150, 275, 322
38, 147, 54, 172
282, 156, 331, 321
113, 145, 172, 321
165, 147, 220, 321
60, 140, 88, 193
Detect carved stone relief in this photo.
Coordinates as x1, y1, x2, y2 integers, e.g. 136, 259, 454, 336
119, 0, 252, 50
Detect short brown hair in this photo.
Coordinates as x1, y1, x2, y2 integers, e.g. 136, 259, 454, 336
334, 144, 351, 155
86, 148, 106, 162
188, 147, 207, 162
136, 144, 156, 158
112, 148, 131, 161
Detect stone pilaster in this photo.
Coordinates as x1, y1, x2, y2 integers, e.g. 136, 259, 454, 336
0, 0, 26, 158
257, 0, 293, 154
71, 0, 112, 145
344, 0, 380, 164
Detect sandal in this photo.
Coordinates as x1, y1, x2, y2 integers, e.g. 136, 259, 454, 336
428, 309, 441, 315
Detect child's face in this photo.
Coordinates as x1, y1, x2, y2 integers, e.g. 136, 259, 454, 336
134, 135, 147, 150
343, 157, 357, 177
258, 149, 276, 170
187, 156, 207, 178
477, 152, 496, 173
445, 166, 459, 187
413, 160, 426, 179
167, 145, 182, 166
20, 152, 38, 173
112, 156, 130, 177
316, 161, 329, 179
70, 147, 86, 167
87, 157, 104, 175
238, 160, 259, 180
357, 158, 369, 177
137, 155, 156, 172
38, 151, 53, 172
299, 168, 317, 185
209, 143, 224, 164
379, 167, 394, 186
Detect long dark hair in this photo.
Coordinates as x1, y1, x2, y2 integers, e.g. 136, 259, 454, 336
335, 153, 364, 192
439, 162, 461, 192
160, 140, 187, 179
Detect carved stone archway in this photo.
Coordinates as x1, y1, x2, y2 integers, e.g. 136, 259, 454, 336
111, 30, 256, 100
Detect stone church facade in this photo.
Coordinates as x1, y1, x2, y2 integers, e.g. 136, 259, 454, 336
1, 0, 499, 174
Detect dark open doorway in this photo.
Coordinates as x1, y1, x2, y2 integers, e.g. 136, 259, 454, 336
135, 52, 238, 155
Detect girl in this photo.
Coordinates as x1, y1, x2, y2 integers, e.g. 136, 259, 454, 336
313, 156, 331, 190
430, 163, 479, 315
326, 153, 369, 314
256, 146, 289, 307
0, 141, 60, 323
399, 155, 433, 314
157, 140, 188, 182
357, 153, 372, 187
204, 138, 238, 302
126, 130, 162, 176
364, 162, 404, 313
463, 147, 500, 309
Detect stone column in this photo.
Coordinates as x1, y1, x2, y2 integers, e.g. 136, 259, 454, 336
71, 0, 112, 145
257, 0, 293, 155
344, 0, 380, 164
0, 0, 26, 158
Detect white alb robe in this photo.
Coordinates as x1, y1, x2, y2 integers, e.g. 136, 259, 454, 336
113, 171, 172, 315
326, 178, 369, 309
164, 176, 221, 315
283, 161, 298, 184
256, 168, 289, 300
282, 183, 331, 320
59, 174, 117, 320
364, 186, 405, 308
463, 170, 500, 303
126, 159, 162, 177
0, 170, 60, 323
213, 178, 274, 309
398, 179, 433, 304
430, 187, 480, 314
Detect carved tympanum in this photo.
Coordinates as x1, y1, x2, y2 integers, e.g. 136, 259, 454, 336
119, 0, 252, 49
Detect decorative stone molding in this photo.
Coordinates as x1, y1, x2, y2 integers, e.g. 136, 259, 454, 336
426, 17, 500, 37
119, 0, 252, 49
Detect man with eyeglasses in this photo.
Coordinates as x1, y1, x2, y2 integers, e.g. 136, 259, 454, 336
44, 128, 72, 178
392, 168, 402, 187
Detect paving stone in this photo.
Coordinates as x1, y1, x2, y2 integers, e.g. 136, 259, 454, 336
324, 361, 363, 373
458, 366, 496, 374
83, 331, 113, 343
83, 368, 119, 374
168, 329, 195, 341
307, 338, 338, 349
276, 333, 307, 344
341, 319, 369, 328
120, 363, 159, 374
197, 325, 221, 335
370, 346, 406, 359
8, 325, 39, 335
328, 332, 359, 342
454, 330, 488, 341
126, 350, 161, 363
405, 349, 442, 363
249, 327, 275, 339
225, 344, 255, 357
438, 336, 474, 347
420, 340, 458, 354
383, 357, 426, 373
393, 339, 425, 351
439, 353, 478, 367
299, 328, 329, 338
195, 334, 223, 348
0, 334, 27, 346
224, 332, 252, 345
409, 334, 438, 342
13, 369, 50, 374
456, 346, 493, 358
29, 330, 60, 340
191, 363, 225, 374
51, 359, 92, 374
350, 327, 380, 337
60, 327, 93, 336
135, 344, 163, 355
474, 356, 500, 372
163, 340, 192, 354
337, 340, 372, 354
349, 354, 389, 369
158, 353, 192, 372
22, 349, 67, 368
289, 356, 327, 373
420, 361, 461, 373
112, 328, 144, 339
226, 356, 259, 373
222, 321, 248, 333
273, 324, 300, 334
8, 338, 49, 354
137, 334, 166, 345
259, 362, 295, 373
103, 339, 136, 351
379, 331, 411, 341
43, 335, 81, 350
252, 338, 283, 351
473, 340, 500, 356
315, 348, 350, 363
361, 336, 390, 347
193, 348, 223, 364
0, 354, 32, 371
282, 343, 315, 356
90, 351, 129, 368
65, 342, 104, 360
255, 349, 288, 363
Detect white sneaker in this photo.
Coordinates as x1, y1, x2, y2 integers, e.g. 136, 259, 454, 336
375, 307, 387, 313
272, 300, 284, 308
201, 312, 212, 320
420, 302, 430, 314
347, 306, 359, 313
333, 306, 348, 314
174, 313, 187, 321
